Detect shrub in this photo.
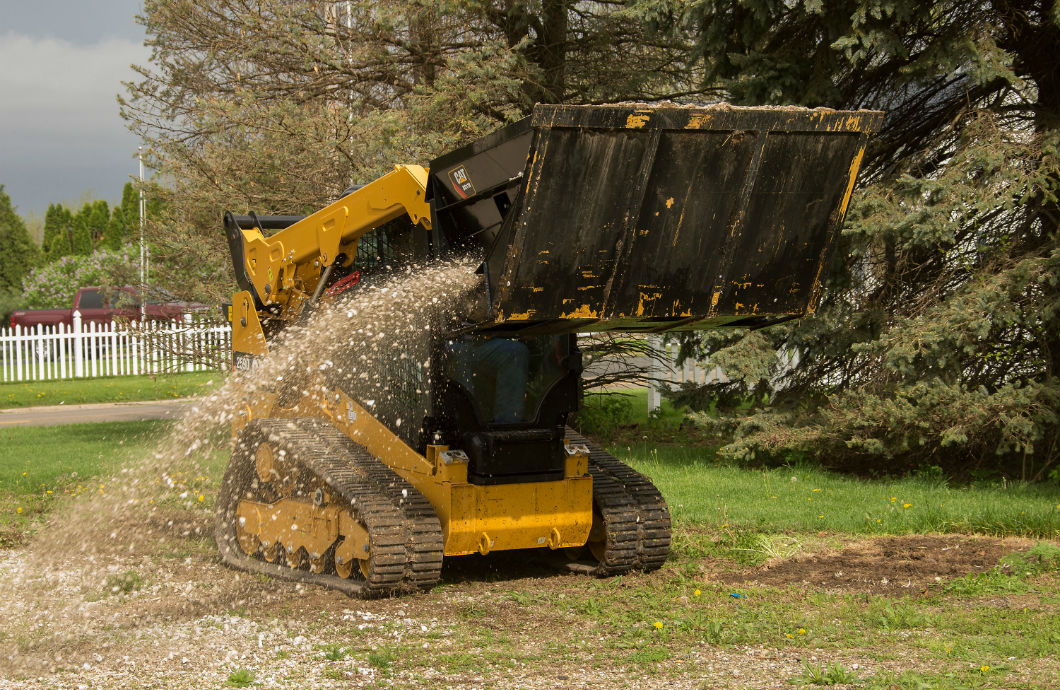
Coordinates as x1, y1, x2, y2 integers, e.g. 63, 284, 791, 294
21, 245, 140, 308
572, 393, 635, 438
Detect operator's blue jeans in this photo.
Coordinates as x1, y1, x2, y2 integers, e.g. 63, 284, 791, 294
448, 338, 529, 424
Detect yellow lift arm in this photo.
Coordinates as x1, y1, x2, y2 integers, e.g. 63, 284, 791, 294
226, 165, 432, 358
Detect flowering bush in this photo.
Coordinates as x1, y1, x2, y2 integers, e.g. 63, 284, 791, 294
21, 245, 141, 309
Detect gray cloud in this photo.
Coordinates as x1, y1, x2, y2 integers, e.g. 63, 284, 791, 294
0, 32, 149, 217
0, 0, 144, 45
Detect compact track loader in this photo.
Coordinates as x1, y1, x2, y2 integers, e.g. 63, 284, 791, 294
216, 103, 882, 596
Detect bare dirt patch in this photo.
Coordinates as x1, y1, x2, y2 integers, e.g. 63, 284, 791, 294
724, 534, 1026, 594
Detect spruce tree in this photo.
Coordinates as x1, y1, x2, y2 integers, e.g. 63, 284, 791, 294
42, 203, 76, 260
104, 182, 139, 250
643, 0, 1058, 478
0, 185, 42, 292
71, 200, 110, 255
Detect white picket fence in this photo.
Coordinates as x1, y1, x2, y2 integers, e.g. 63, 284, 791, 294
645, 335, 728, 412
644, 336, 802, 412
0, 312, 231, 383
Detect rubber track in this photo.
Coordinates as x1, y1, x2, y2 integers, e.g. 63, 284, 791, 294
215, 418, 443, 597
565, 428, 671, 575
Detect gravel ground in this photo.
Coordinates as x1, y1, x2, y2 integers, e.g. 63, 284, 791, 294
0, 507, 886, 690
2, 476, 1054, 689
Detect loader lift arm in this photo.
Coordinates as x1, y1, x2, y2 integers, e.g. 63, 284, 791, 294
224, 164, 432, 357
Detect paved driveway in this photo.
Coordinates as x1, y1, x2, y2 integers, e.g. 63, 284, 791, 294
0, 400, 194, 427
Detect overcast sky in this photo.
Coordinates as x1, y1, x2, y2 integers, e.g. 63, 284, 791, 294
0, 1, 150, 219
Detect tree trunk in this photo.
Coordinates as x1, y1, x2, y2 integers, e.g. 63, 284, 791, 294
536, 0, 568, 102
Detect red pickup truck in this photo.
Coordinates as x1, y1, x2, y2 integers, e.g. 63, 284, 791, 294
9, 287, 190, 329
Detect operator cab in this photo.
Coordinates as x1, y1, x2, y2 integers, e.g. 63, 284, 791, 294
316, 212, 582, 487
333, 159, 586, 487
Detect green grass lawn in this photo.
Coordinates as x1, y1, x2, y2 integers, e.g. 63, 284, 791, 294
620, 442, 1060, 538
0, 420, 172, 544
0, 371, 224, 409
578, 391, 1060, 538
4, 417, 1056, 545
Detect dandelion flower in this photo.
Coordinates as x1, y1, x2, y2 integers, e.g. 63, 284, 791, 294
653, 621, 663, 630
694, 589, 701, 597
16, 507, 22, 514
980, 665, 990, 673
812, 488, 821, 492
197, 495, 205, 503
785, 633, 794, 639
903, 503, 912, 508
798, 628, 806, 635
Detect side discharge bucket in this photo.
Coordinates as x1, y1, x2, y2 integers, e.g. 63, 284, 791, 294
430, 103, 882, 334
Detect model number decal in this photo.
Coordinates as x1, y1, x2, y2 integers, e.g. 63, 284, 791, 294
233, 352, 258, 372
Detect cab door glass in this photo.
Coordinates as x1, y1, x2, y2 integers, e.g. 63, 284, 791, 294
443, 335, 570, 425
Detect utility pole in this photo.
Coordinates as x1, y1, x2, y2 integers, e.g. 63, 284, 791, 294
139, 146, 146, 320
347, 1, 355, 188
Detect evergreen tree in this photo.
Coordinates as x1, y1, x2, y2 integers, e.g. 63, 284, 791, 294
105, 182, 139, 250
641, 0, 1058, 479
70, 200, 110, 255
0, 185, 42, 292
42, 203, 76, 260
